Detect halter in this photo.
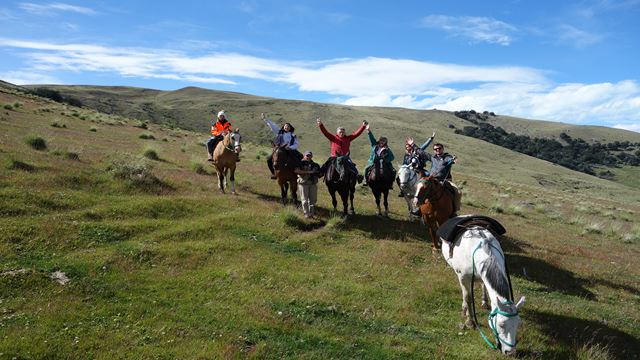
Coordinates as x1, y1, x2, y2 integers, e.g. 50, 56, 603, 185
471, 240, 519, 350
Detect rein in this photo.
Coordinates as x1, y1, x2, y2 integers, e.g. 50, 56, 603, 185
470, 239, 517, 350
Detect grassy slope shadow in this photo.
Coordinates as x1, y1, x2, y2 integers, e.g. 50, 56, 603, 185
528, 309, 640, 360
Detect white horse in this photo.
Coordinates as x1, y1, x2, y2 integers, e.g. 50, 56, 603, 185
441, 226, 525, 356
397, 165, 420, 219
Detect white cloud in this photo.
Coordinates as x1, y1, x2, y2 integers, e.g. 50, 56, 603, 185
19, 2, 96, 15
0, 70, 62, 84
420, 15, 516, 45
1, 37, 639, 131
556, 24, 603, 48
613, 123, 640, 132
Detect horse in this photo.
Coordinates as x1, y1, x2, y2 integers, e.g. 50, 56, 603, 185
397, 165, 420, 219
211, 129, 242, 194
441, 226, 525, 356
418, 176, 456, 250
366, 149, 395, 217
272, 146, 298, 205
323, 156, 357, 215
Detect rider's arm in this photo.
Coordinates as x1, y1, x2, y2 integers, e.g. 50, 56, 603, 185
347, 122, 367, 140
263, 118, 280, 135
288, 135, 299, 150
419, 136, 434, 151
319, 122, 339, 143
367, 130, 376, 147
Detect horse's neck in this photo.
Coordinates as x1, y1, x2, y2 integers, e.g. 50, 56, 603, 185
475, 241, 509, 308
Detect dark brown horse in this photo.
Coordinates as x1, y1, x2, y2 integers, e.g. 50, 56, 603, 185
272, 146, 298, 205
323, 156, 357, 215
418, 176, 456, 250
366, 149, 395, 217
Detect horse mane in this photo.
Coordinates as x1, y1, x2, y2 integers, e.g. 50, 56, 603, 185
480, 234, 511, 300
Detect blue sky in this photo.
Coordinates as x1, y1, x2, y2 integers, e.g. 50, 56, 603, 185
1, 1, 639, 132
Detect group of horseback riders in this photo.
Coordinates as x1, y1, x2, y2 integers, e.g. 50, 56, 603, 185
205, 109, 461, 216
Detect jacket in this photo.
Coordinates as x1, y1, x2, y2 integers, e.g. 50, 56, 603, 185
264, 118, 299, 150
211, 119, 232, 137
366, 131, 394, 166
319, 122, 366, 157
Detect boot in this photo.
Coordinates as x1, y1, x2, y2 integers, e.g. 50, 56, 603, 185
398, 190, 404, 197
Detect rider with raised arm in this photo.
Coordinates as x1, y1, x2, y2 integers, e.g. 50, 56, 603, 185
411, 143, 461, 216
398, 131, 436, 196
262, 112, 301, 179
316, 117, 367, 183
206, 110, 236, 161
363, 123, 395, 187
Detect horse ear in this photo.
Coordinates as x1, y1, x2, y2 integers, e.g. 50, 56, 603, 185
234, 128, 239, 133
515, 296, 526, 310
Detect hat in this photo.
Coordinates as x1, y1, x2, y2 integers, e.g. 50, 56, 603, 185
217, 110, 225, 118
304, 150, 313, 156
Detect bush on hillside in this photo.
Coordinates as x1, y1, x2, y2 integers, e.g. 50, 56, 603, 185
139, 133, 155, 140
7, 159, 36, 172
143, 148, 160, 160
107, 155, 173, 193
50, 121, 67, 128
190, 161, 209, 175
24, 136, 47, 150
89, 127, 97, 132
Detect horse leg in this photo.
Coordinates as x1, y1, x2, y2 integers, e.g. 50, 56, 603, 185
373, 189, 382, 216
291, 180, 298, 207
342, 190, 349, 216
349, 186, 355, 215
481, 284, 490, 310
217, 168, 225, 193
229, 166, 236, 195
458, 275, 476, 329
281, 182, 288, 205
383, 189, 389, 217
330, 189, 338, 213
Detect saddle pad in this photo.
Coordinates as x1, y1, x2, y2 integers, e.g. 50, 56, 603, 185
437, 215, 506, 243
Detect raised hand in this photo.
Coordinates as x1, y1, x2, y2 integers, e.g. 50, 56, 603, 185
365, 123, 370, 132
406, 136, 415, 146
316, 117, 322, 127
261, 112, 266, 120
432, 131, 436, 138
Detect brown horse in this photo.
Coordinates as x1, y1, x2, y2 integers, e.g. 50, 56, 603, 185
272, 146, 298, 205
212, 129, 242, 194
418, 176, 456, 250
366, 149, 395, 217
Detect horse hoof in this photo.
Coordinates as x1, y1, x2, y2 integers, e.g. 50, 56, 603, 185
231, 191, 237, 195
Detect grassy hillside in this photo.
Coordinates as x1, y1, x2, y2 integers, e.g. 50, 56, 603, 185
1, 84, 640, 359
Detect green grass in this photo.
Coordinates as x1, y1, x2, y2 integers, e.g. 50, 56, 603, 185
1, 82, 639, 359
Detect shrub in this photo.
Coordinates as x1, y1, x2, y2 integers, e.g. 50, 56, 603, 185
490, 201, 504, 213
89, 127, 97, 132
12, 102, 21, 108
107, 155, 172, 193
325, 214, 347, 230
139, 134, 155, 140
24, 136, 47, 150
134, 121, 148, 129
7, 160, 36, 172
64, 151, 80, 161
505, 204, 525, 217
583, 222, 603, 235
3, 104, 13, 110
190, 161, 209, 175
143, 148, 160, 160
50, 121, 67, 128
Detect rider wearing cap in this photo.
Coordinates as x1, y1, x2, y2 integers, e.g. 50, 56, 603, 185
262, 113, 301, 179
294, 150, 322, 218
411, 143, 461, 216
316, 117, 367, 183
207, 110, 236, 161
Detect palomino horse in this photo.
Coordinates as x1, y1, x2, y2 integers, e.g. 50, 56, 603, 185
397, 165, 421, 219
366, 149, 395, 217
212, 129, 242, 194
418, 176, 456, 250
272, 147, 298, 205
441, 226, 525, 356
323, 156, 357, 215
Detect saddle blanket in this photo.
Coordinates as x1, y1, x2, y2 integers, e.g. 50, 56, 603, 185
437, 215, 506, 243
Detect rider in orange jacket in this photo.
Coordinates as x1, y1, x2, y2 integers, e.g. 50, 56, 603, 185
207, 110, 235, 161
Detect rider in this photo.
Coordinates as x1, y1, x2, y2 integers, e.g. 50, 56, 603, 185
206, 110, 237, 161
398, 132, 435, 196
362, 123, 395, 187
262, 113, 301, 179
411, 142, 460, 216
317, 117, 367, 183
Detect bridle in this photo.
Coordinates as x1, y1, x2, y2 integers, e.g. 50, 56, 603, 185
470, 240, 519, 351
398, 166, 418, 190
224, 132, 241, 153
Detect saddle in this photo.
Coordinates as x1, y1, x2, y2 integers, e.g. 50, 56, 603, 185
437, 215, 506, 257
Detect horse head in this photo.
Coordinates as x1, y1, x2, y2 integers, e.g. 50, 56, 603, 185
492, 297, 525, 356
230, 129, 242, 153
397, 165, 418, 192
272, 146, 288, 170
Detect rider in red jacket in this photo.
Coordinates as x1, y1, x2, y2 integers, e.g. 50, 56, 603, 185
317, 117, 367, 182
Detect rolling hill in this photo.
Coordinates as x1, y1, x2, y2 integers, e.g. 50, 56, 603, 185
1, 81, 639, 359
